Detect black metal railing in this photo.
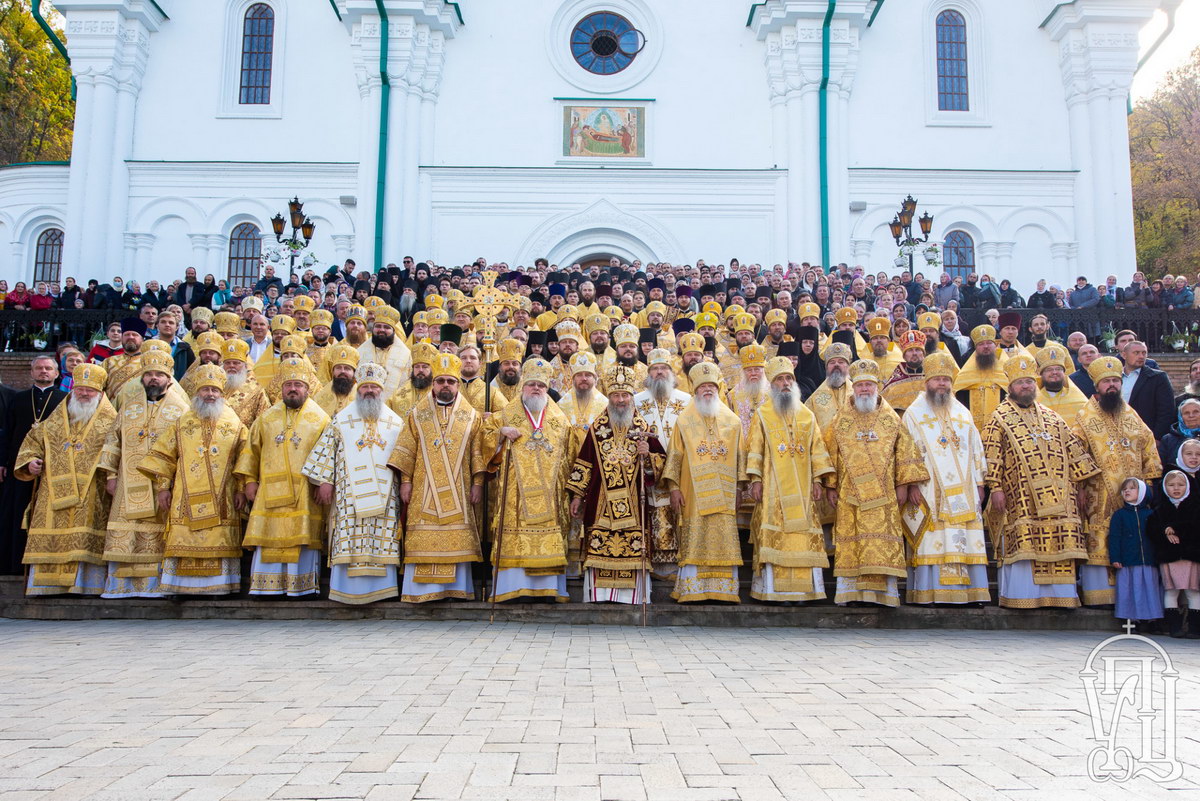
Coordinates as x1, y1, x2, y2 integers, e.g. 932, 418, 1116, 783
953, 308, 1200, 353
0, 309, 117, 352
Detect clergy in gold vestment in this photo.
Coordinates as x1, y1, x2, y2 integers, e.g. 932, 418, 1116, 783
558, 351, 608, 577
633, 349, 691, 579
1036, 344, 1088, 422
16, 363, 116, 595
900, 353, 990, 605
302, 363, 405, 604
727, 343, 768, 530
824, 360, 930, 607
113, 339, 190, 411
252, 315, 297, 389
99, 352, 188, 598
952, 325, 1008, 431
489, 337, 525, 406
219, 338, 272, 427
264, 335, 322, 404
178, 331, 226, 396
237, 359, 330, 597
456, 345, 506, 415
388, 342, 437, 419
863, 317, 903, 379
311, 343, 360, 417
1071, 357, 1162, 606
356, 306, 412, 399
484, 357, 573, 602
664, 363, 744, 603
566, 366, 666, 604
599, 324, 649, 395
102, 319, 147, 401
138, 365, 249, 595
389, 353, 485, 602
305, 309, 336, 375
982, 355, 1101, 609
881, 331, 928, 414
744, 358, 834, 602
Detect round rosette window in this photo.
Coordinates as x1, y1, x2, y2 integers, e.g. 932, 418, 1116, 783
570, 11, 646, 75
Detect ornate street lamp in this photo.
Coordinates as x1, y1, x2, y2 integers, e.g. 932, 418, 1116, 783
271, 197, 316, 272
890, 194, 934, 274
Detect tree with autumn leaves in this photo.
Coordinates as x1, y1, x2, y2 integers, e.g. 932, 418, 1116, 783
1131, 46, 1200, 278
0, 0, 73, 165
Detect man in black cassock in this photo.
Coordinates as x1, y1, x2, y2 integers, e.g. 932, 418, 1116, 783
0, 355, 66, 575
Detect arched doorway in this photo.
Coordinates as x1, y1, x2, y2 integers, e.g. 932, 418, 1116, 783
578, 252, 619, 270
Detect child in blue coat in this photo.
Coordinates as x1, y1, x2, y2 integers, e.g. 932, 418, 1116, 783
1108, 478, 1163, 632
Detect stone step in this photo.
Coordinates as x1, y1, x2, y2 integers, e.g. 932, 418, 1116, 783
1, 572, 1120, 631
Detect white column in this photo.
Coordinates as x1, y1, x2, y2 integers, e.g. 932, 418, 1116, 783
62, 73, 96, 276
80, 73, 119, 275
331, 233, 355, 262
187, 233, 209, 273
993, 241, 1016, 281
122, 232, 138, 282
398, 83, 422, 254
415, 91, 436, 260
976, 242, 998, 281
1105, 89, 1138, 273
382, 81, 410, 266
206, 234, 226, 280
1085, 93, 1115, 278
355, 78, 382, 271
1063, 94, 1095, 277
1050, 242, 1072, 289
850, 238, 873, 265
799, 88, 821, 262
133, 233, 154, 279
104, 81, 137, 277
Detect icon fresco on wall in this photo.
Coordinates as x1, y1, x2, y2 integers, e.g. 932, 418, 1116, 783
563, 105, 645, 158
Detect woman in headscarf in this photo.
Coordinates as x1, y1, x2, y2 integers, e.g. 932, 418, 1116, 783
1159, 399, 1200, 467
793, 324, 824, 400
1106, 478, 1162, 632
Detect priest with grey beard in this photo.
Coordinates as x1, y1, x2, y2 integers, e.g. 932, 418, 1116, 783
303, 362, 406, 604
138, 364, 249, 596
15, 363, 117, 596
743, 357, 834, 603
567, 366, 665, 604
901, 352, 990, 605
633, 350, 692, 578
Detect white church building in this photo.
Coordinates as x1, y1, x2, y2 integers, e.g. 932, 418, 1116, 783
0, 0, 1177, 290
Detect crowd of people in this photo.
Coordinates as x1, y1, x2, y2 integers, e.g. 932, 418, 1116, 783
0, 257, 1198, 637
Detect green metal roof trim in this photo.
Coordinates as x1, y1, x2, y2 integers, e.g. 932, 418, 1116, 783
445, 1, 463, 25
745, 2, 768, 27
868, 0, 885, 26
1039, 2, 1076, 29
149, 0, 168, 19
0, 160, 71, 169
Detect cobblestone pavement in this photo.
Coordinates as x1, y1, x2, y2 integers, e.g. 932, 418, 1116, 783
0, 621, 1197, 801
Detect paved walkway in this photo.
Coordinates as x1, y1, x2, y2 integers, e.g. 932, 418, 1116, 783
0, 621, 1196, 800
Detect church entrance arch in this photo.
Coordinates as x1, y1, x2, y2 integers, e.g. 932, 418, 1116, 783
544, 229, 657, 268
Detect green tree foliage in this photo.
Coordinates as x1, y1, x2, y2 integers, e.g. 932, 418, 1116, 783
0, 0, 73, 165
1130, 46, 1200, 278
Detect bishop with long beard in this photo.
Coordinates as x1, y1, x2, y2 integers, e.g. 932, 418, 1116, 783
16, 364, 117, 595
1070, 355, 1161, 606
566, 366, 665, 604
484, 357, 574, 602
138, 365, 249, 595
824, 360, 929, 607
744, 357, 834, 602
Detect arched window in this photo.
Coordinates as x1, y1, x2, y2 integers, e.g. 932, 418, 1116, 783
227, 223, 262, 290
239, 3, 274, 105
33, 228, 64, 284
943, 230, 975, 281
935, 10, 969, 111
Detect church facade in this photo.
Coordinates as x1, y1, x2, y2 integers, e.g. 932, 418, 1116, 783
0, 0, 1172, 288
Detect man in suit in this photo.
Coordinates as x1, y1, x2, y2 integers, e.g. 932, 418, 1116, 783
0, 355, 67, 574
1120, 339, 1175, 440
1069, 344, 1100, 398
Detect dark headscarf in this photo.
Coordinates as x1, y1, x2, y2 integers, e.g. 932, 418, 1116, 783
794, 324, 824, 399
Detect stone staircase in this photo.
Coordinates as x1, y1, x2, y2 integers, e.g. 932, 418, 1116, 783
0, 572, 1122, 631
